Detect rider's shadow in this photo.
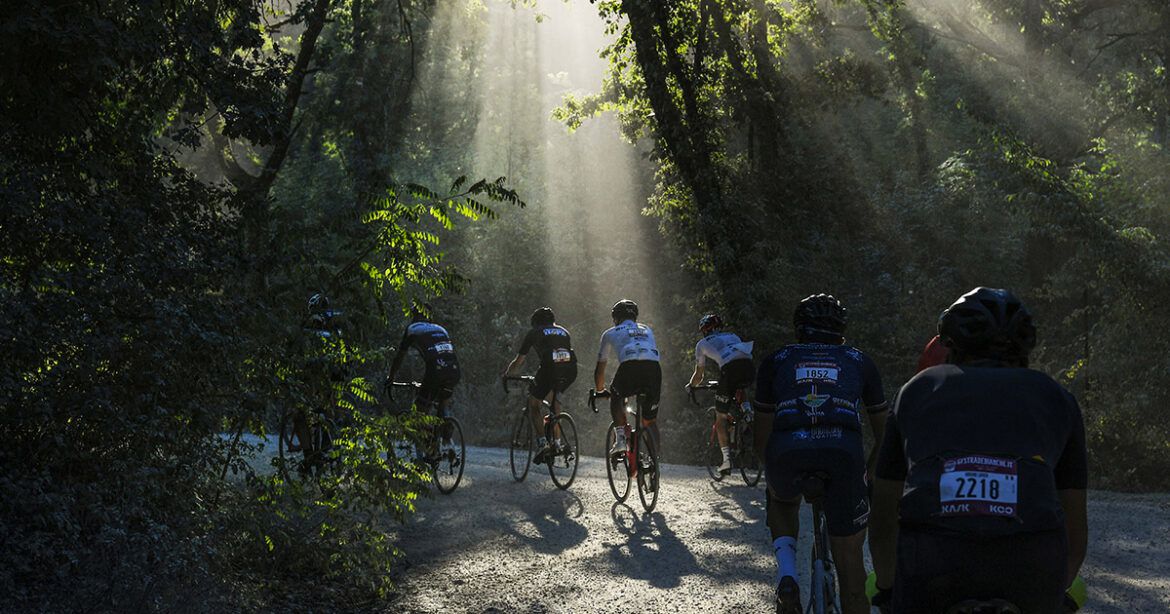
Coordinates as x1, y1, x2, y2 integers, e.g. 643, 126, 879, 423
603, 503, 700, 589
503, 488, 589, 556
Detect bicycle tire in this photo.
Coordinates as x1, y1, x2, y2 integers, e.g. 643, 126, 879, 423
810, 507, 836, 614
737, 420, 763, 487
704, 408, 724, 482
509, 408, 533, 482
636, 427, 659, 512
547, 413, 579, 490
605, 422, 631, 502
432, 417, 465, 494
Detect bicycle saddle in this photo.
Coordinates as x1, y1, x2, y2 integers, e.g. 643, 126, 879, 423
945, 599, 1021, 614
797, 471, 831, 501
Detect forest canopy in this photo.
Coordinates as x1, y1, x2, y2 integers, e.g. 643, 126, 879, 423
1, 0, 1168, 610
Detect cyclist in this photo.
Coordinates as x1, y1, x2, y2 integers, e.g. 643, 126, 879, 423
594, 299, 662, 460
686, 313, 755, 475
869, 288, 1088, 613
290, 293, 345, 459
502, 306, 578, 464
752, 294, 888, 614
387, 303, 461, 438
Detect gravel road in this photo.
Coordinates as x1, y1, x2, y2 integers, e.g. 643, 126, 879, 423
387, 446, 1169, 613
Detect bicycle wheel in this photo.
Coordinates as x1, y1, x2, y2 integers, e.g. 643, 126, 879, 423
636, 427, 659, 512
704, 409, 724, 481
738, 421, 763, 487
547, 413, 579, 490
605, 422, 631, 502
810, 508, 835, 614
432, 417, 465, 494
509, 409, 533, 482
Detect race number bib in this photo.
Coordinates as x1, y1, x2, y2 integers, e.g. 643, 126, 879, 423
431, 342, 454, 354
796, 362, 839, 384
938, 455, 1019, 518
552, 349, 572, 363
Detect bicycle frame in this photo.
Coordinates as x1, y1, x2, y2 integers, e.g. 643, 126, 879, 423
589, 389, 646, 477
801, 474, 840, 614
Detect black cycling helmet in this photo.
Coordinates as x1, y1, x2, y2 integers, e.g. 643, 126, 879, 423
938, 287, 1036, 363
794, 294, 847, 340
699, 314, 723, 335
531, 306, 555, 327
308, 293, 330, 314
611, 299, 638, 322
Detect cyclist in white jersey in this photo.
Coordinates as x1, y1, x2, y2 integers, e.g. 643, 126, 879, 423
594, 299, 662, 457
687, 313, 755, 475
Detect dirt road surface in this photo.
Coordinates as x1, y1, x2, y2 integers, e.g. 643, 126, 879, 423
388, 446, 1169, 613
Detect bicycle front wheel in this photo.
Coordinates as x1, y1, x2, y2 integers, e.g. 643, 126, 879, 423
547, 413, 579, 490
738, 421, 763, 487
509, 409, 533, 482
605, 422, 631, 502
636, 427, 659, 512
433, 417, 465, 494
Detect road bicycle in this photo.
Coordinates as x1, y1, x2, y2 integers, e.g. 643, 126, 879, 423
503, 374, 579, 489
387, 381, 466, 495
781, 471, 839, 614
688, 380, 762, 486
589, 388, 659, 512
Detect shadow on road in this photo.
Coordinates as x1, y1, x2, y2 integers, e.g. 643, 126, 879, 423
606, 503, 701, 589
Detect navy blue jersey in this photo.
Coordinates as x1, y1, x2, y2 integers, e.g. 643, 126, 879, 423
518, 324, 574, 369
876, 364, 1087, 536
400, 321, 459, 369
754, 343, 887, 432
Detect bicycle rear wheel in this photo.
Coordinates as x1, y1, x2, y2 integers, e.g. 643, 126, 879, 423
810, 508, 836, 614
509, 409, 533, 482
737, 421, 763, 487
605, 422, 631, 502
704, 409, 724, 481
547, 413, 579, 490
636, 427, 659, 512
433, 417, 465, 494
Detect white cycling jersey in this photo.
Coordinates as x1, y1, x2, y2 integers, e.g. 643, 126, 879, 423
695, 331, 753, 368
598, 320, 660, 364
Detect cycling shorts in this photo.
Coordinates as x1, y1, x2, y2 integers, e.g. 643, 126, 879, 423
891, 527, 1067, 614
610, 360, 662, 420
715, 358, 754, 414
418, 361, 460, 407
530, 362, 577, 400
765, 428, 868, 537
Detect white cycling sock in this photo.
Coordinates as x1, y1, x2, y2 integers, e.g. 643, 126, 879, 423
773, 536, 798, 582
721, 446, 732, 463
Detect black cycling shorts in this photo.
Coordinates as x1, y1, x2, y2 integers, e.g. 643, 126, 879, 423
891, 527, 1067, 614
765, 428, 868, 537
530, 363, 577, 400
715, 358, 754, 414
418, 361, 460, 408
610, 360, 662, 420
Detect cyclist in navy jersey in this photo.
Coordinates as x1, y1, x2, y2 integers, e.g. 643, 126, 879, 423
387, 304, 461, 425
869, 288, 1088, 614
753, 294, 888, 614
502, 306, 578, 463
687, 313, 754, 475
594, 299, 662, 458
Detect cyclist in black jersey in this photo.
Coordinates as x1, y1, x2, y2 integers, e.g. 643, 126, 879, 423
753, 294, 888, 614
869, 287, 1088, 614
387, 304, 461, 426
502, 307, 578, 464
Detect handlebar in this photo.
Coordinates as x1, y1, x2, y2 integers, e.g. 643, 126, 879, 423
687, 380, 720, 406
501, 375, 535, 394
587, 388, 610, 413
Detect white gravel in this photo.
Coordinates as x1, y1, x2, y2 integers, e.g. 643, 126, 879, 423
386, 446, 1170, 613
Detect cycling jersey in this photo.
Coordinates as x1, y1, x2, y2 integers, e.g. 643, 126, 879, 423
598, 320, 660, 364
518, 324, 575, 369
875, 364, 1087, 536
754, 343, 887, 433
517, 324, 577, 399
694, 331, 753, 369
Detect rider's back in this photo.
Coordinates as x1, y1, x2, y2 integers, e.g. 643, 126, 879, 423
757, 343, 885, 433
886, 364, 1086, 537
